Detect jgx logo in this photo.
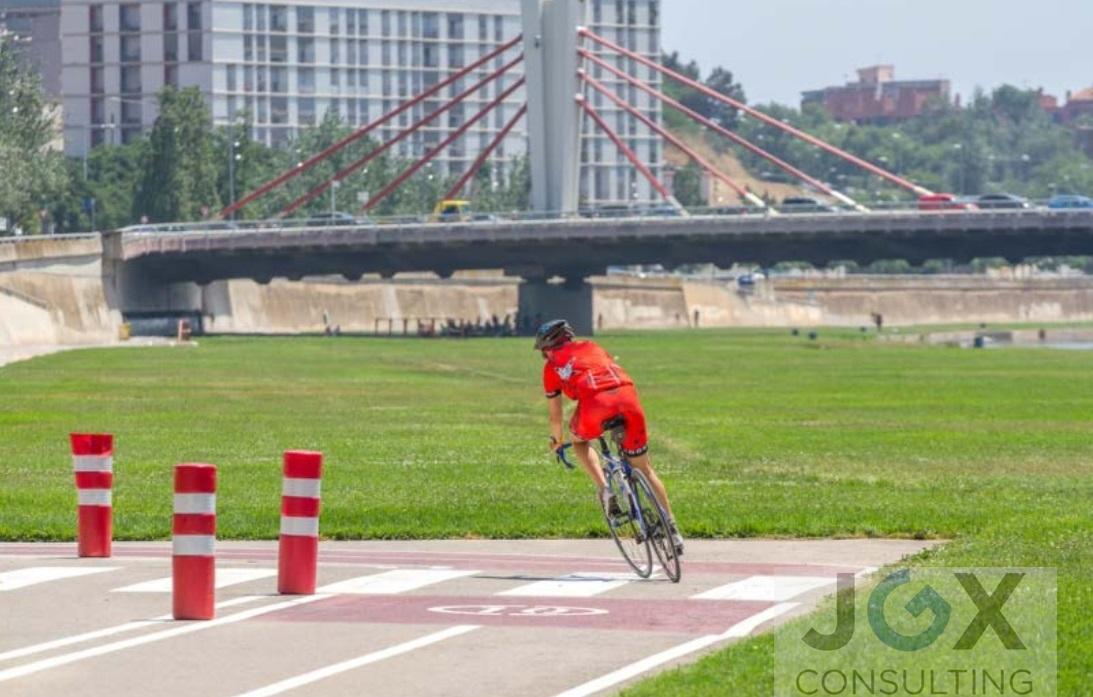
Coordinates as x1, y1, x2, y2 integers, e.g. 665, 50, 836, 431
804, 569, 1027, 652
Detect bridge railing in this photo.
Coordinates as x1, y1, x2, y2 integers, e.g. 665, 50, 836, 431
109, 199, 1092, 236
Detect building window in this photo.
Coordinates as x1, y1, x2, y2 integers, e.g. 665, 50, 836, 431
243, 65, 254, 91
270, 66, 286, 92
298, 67, 315, 94
89, 5, 104, 33
330, 39, 340, 65
187, 2, 202, 31
120, 4, 140, 32
448, 44, 464, 69
329, 8, 339, 34
188, 31, 203, 61
90, 67, 104, 93
423, 44, 438, 68
422, 13, 439, 40
90, 36, 104, 63
346, 40, 356, 65
226, 64, 237, 91
650, 0, 659, 27
164, 3, 178, 31
121, 101, 141, 124
165, 33, 179, 61
255, 4, 266, 31
446, 13, 463, 40
331, 68, 340, 88
298, 98, 315, 126
243, 34, 253, 61
269, 5, 287, 32
478, 15, 488, 41
347, 9, 356, 35
269, 35, 287, 63
297, 38, 315, 63
121, 66, 141, 94
256, 35, 267, 62
256, 66, 267, 91
121, 35, 141, 62
494, 15, 503, 42
243, 3, 253, 31
297, 6, 314, 33
270, 97, 288, 124
91, 98, 105, 124
358, 9, 368, 35
381, 10, 390, 36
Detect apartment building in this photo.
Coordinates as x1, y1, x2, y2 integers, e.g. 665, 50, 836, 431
0, 0, 62, 96
60, 0, 663, 207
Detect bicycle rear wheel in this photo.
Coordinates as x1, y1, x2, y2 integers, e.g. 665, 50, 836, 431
603, 469, 653, 579
632, 470, 682, 583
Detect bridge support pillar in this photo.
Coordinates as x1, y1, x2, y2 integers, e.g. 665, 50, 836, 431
522, 0, 586, 214
518, 278, 594, 337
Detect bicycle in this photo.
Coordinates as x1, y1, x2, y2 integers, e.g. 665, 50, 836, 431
557, 417, 682, 583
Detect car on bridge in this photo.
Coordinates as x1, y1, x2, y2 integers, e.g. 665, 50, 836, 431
1047, 194, 1093, 209
976, 193, 1033, 210
918, 193, 977, 211
306, 212, 362, 227
778, 197, 840, 214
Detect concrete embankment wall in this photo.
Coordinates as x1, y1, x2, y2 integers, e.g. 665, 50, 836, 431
0, 237, 121, 346
201, 276, 520, 334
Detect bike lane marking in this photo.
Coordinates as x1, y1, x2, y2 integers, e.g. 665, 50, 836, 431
0, 567, 119, 592
497, 572, 638, 598
228, 625, 481, 697
0, 595, 326, 684
112, 568, 277, 593
316, 569, 479, 594
551, 602, 799, 697
692, 575, 835, 602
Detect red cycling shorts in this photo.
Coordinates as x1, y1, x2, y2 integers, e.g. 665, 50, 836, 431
569, 385, 649, 457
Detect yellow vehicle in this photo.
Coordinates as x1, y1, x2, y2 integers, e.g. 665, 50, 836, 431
431, 199, 472, 222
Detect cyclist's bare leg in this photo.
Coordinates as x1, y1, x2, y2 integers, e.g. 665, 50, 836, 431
572, 440, 606, 489
628, 453, 676, 521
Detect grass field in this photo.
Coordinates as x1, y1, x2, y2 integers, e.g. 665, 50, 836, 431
1, 330, 1090, 694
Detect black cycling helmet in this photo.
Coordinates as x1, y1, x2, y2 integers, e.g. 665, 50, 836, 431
534, 319, 575, 351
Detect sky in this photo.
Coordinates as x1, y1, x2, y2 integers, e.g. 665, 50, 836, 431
660, 0, 1093, 107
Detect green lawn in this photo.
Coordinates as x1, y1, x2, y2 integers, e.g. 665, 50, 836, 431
0, 331, 1090, 694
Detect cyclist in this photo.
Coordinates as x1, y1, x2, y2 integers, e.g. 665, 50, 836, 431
536, 319, 684, 554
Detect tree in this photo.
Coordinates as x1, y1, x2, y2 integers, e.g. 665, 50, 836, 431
672, 162, 704, 207
0, 34, 67, 234
704, 67, 746, 129
133, 87, 221, 222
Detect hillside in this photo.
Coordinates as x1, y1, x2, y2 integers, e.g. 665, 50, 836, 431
664, 128, 810, 205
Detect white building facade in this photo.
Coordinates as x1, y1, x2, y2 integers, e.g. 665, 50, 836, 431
61, 0, 662, 207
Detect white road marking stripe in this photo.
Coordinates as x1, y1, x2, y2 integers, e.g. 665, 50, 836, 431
0, 595, 326, 683
230, 625, 481, 697
279, 516, 319, 537
498, 572, 636, 598
282, 478, 321, 498
112, 568, 276, 593
173, 493, 216, 514
173, 535, 215, 557
76, 489, 112, 506
553, 603, 798, 697
0, 567, 118, 592
317, 569, 478, 595
0, 596, 262, 663
72, 455, 112, 472
693, 575, 835, 602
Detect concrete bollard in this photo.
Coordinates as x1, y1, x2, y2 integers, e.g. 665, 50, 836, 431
71, 433, 114, 558
278, 451, 323, 595
173, 463, 217, 620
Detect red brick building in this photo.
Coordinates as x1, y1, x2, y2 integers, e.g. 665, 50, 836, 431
802, 66, 951, 124
1057, 88, 1093, 123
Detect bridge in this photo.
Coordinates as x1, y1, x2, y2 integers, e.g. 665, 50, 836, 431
113, 208, 1093, 333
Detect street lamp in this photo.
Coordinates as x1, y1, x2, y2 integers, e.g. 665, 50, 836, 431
227, 137, 242, 220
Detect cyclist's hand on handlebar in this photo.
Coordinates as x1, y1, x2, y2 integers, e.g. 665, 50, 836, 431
549, 436, 567, 455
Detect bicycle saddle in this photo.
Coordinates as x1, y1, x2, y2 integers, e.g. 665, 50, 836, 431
601, 416, 626, 431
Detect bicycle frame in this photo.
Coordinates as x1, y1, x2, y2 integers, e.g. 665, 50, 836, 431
559, 433, 648, 530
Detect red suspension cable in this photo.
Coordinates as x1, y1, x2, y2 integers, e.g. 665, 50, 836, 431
578, 97, 673, 202
362, 78, 527, 213
218, 34, 524, 219
579, 70, 758, 206
579, 29, 932, 197
580, 50, 852, 205
281, 56, 524, 217
445, 104, 528, 201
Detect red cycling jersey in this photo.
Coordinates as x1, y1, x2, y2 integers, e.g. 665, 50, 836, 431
543, 341, 649, 456
542, 340, 633, 401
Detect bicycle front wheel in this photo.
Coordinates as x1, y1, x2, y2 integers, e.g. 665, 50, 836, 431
603, 470, 653, 579
632, 470, 682, 583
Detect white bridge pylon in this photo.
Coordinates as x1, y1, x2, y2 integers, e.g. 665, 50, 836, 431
521, 0, 586, 214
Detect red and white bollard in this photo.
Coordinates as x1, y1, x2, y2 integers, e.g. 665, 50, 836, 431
278, 451, 323, 595
70, 433, 114, 558
173, 463, 217, 620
